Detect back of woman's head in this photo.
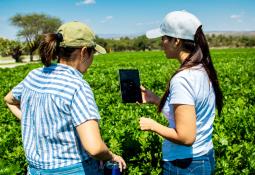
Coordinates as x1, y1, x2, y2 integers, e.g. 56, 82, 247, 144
39, 21, 106, 67
39, 33, 61, 67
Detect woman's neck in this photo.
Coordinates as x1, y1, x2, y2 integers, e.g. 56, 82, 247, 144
178, 50, 191, 64
59, 59, 79, 69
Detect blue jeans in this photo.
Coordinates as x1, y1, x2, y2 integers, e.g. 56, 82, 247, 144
28, 158, 103, 175
162, 149, 215, 175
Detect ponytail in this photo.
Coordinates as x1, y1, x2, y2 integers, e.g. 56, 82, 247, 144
158, 26, 223, 116
39, 33, 63, 67
195, 26, 223, 116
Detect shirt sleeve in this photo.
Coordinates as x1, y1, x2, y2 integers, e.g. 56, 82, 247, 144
169, 75, 195, 105
12, 81, 24, 101
70, 83, 101, 127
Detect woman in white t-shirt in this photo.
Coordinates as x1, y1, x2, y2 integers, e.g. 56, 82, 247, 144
139, 11, 223, 175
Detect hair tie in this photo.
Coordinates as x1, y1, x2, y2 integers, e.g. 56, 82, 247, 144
56, 33, 63, 42
56, 33, 63, 54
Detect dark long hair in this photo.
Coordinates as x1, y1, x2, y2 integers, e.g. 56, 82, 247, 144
39, 33, 94, 67
158, 26, 223, 116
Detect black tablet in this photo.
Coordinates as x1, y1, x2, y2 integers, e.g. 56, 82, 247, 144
119, 69, 142, 103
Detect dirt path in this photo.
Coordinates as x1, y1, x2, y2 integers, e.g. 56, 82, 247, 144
0, 56, 40, 68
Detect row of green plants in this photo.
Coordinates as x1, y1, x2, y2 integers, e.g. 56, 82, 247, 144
0, 48, 254, 174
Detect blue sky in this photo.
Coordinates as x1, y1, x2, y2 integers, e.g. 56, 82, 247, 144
0, 0, 254, 40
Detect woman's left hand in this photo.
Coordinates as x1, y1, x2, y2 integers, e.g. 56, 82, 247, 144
139, 117, 157, 131
111, 153, 127, 172
140, 86, 160, 105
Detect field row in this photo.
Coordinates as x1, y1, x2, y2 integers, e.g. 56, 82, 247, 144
0, 48, 254, 174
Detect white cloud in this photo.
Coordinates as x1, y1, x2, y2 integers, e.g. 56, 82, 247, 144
100, 16, 113, 23
76, 0, 96, 6
230, 15, 241, 20
230, 13, 244, 23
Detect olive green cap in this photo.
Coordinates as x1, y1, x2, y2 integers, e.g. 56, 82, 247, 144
57, 21, 106, 54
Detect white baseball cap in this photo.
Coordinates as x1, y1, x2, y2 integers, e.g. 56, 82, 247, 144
146, 10, 202, 41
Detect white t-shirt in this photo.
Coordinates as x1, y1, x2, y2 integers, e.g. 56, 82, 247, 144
162, 64, 216, 161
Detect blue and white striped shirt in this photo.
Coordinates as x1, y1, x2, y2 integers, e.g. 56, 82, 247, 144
12, 63, 100, 169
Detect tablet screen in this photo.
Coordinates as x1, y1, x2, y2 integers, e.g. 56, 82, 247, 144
119, 69, 142, 103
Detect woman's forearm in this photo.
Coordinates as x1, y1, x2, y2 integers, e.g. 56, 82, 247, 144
151, 122, 184, 145
4, 91, 22, 120
140, 117, 195, 146
6, 103, 22, 120
152, 121, 195, 146
76, 120, 115, 161
88, 143, 113, 160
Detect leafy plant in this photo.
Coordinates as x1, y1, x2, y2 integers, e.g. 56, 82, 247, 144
0, 49, 254, 174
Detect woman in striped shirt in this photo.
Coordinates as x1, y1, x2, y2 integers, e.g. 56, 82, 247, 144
4, 21, 126, 175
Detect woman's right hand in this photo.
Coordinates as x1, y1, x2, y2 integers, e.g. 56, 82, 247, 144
111, 153, 127, 172
140, 85, 160, 105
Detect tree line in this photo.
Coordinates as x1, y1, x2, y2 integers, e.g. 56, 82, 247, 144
95, 34, 255, 52
0, 13, 254, 62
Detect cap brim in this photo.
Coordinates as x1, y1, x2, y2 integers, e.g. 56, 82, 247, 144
95, 44, 106, 54
146, 28, 163, 39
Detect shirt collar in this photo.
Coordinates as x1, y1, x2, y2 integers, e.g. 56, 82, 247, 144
46, 63, 84, 79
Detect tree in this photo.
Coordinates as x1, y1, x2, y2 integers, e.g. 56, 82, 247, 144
133, 35, 147, 51
10, 13, 62, 61
0, 37, 25, 62
11, 45, 23, 62
95, 36, 109, 52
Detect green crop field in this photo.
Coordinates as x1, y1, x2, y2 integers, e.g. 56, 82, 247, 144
0, 48, 255, 175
